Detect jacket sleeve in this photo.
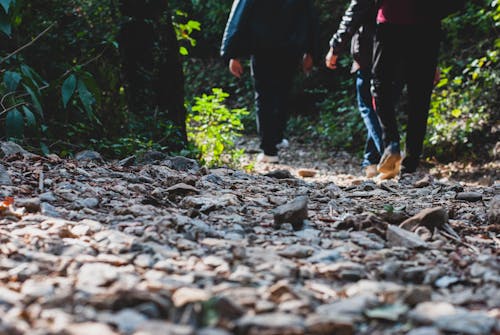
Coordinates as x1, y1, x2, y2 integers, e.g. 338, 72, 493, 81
306, 0, 321, 61
329, 0, 375, 54
220, 0, 252, 60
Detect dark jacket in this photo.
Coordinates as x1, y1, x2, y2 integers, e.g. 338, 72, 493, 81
329, 0, 377, 71
220, 0, 319, 60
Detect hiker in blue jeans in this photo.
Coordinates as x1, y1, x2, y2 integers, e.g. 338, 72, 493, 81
325, 0, 384, 177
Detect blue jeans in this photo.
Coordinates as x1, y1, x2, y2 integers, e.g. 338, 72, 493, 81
356, 69, 384, 167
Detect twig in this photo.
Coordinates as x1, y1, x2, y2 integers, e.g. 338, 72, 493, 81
0, 102, 29, 117
0, 22, 57, 65
38, 169, 44, 192
440, 230, 480, 254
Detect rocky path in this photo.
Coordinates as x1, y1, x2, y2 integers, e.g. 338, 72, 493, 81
0, 140, 499, 335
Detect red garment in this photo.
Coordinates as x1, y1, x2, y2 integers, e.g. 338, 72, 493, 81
377, 0, 419, 24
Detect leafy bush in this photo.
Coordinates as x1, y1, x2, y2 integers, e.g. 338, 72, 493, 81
187, 88, 248, 167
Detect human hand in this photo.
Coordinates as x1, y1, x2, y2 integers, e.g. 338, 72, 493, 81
229, 59, 243, 78
325, 47, 338, 70
303, 53, 313, 74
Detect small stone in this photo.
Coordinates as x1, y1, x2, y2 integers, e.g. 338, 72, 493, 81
15, 198, 40, 212
387, 225, 428, 249
406, 327, 442, 335
67, 323, 118, 335
305, 314, 354, 335
272, 196, 308, 230
435, 312, 495, 335
414, 175, 432, 188
21, 278, 55, 298
455, 192, 483, 202
1, 141, 30, 157
75, 197, 99, 209
278, 245, 315, 258
409, 302, 457, 324
298, 169, 317, 178
166, 183, 200, 196
403, 286, 432, 306
75, 150, 103, 162
172, 287, 210, 307
40, 202, 61, 218
487, 195, 500, 225
399, 207, 448, 232
133, 321, 194, 335
235, 313, 304, 335
0, 164, 12, 185
265, 169, 294, 179
163, 156, 199, 172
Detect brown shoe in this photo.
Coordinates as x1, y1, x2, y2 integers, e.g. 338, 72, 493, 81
365, 164, 378, 178
377, 145, 402, 175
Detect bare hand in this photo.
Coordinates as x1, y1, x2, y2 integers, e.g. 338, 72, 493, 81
229, 59, 243, 78
303, 53, 313, 74
325, 47, 338, 70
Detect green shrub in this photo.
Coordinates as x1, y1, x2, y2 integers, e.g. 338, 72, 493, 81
187, 88, 249, 167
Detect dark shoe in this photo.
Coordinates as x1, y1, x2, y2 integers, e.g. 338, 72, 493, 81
401, 156, 419, 174
377, 143, 401, 175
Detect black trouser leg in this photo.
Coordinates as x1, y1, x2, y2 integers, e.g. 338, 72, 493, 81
404, 27, 440, 166
371, 24, 401, 149
252, 53, 299, 155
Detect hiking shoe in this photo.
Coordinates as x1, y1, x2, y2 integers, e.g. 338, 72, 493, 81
276, 138, 290, 150
401, 156, 418, 174
377, 143, 402, 175
365, 164, 378, 178
257, 153, 279, 163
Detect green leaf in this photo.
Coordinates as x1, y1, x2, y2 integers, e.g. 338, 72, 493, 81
0, 8, 11, 36
179, 46, 188, 56
22, 83, 43, 114
20, 64, 45, 85
79, 72, 101, 105
61, 74, 77, 108
6, 108, 24, 139
40, 142, 50, 155
0, 0, 13, 13
22, 106, 36, 127
3, 71, 21, 91
77, 80, 94, 114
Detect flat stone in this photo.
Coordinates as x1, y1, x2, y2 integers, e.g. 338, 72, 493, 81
75, 150, 103, 162
0, 163, 12, 185
1, 141, 30, 157
265, 169, 294, 179
316, 295, 378, 321
272, 196, 308, 230
455, 192, 483, 202
406, 327, 442, 335
298, 169, 317, 178
399, 207, 448, 231
235, 313, 305, 335
278, 245, 315, 258
172, 287, 210, 307
409, 302, 457, 324
15, 198, 40, 212
67, 322, 119, 335
133, 321, 194, 335
435, 312, 495, 335
488, 195, 500, 225
305, 314, 354, 335
387, 225, 428, 249
163, 156, 199, 172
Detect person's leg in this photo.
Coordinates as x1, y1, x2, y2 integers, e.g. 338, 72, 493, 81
371, 24, 403, 175
403, 25, 440, 172
251, 55, 279, 156
273, 55, 300, 147
356, 69, 383, 167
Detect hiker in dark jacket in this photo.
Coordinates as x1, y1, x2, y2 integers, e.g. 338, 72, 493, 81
221, 0, 319, 163
372, 0, 464, 177
326, 0, 384, 178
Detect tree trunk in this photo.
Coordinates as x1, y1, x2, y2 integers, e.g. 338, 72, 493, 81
118, 0, 187, 150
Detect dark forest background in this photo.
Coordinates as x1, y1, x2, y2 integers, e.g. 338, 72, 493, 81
0, 0, 498, 165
